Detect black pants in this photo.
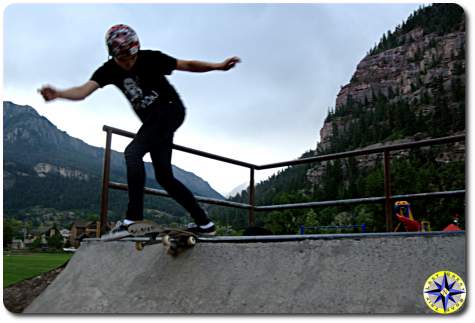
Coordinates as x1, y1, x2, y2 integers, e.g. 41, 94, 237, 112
123, 101, 209, 225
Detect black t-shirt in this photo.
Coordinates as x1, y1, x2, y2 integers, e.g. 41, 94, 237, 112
91, 50, 182, 121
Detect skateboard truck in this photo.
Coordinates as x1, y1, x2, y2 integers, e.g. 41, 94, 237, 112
127, 221, 198, 255
162, 234, 197, 256
134, 233, 197, 253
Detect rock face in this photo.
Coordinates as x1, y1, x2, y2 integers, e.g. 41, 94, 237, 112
319, 25, 465, 152
335, 28, 465, 110
33, 163, 90, 181
309, 5, 466, 186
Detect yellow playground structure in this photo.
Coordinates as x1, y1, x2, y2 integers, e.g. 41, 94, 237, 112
394, 201, 431, 232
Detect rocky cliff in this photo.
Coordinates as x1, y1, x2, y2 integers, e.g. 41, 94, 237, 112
310, 4, 465, 186
335, 27, 465, 109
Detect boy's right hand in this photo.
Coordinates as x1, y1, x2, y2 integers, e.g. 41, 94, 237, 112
38, 85, 60, 101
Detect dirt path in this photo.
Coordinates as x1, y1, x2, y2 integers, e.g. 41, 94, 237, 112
3, 265, 66, 313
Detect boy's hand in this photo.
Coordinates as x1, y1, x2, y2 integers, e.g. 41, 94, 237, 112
219, 57, 241, 71
38, 85, 60, 101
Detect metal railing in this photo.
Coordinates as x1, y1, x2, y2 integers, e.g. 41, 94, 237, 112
99, 125, 465, 234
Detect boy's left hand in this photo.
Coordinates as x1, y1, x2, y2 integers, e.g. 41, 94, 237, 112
219, 57, 241, 71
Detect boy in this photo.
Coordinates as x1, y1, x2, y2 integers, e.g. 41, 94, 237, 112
39, 24, 240, 238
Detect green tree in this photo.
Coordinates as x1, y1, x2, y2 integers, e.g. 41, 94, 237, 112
4, 222, 13, 248
29, 237, 42, 250
3, 218, 23, 248
47, 232, 64, 250
302, 209, 319, 227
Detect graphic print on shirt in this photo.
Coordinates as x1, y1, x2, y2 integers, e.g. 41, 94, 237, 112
123, 77, 159, 110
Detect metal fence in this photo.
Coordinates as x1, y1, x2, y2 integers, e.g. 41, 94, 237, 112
99, 125, 465, 234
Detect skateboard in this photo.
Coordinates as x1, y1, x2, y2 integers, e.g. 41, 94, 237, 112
127, 220, 197, 256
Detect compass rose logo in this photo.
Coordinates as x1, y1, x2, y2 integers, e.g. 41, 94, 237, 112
423, 271, 466, 314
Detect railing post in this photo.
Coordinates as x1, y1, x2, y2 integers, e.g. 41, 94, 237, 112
383, 150, 393, 232
99, 129, 113, 236
249, 167, 256, 226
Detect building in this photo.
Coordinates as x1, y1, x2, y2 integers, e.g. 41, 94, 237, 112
10, 239, 25, 250
69, 221, 101, 248
60, 229, 71, 241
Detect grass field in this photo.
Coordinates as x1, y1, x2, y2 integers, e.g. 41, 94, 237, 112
3, 252, 73, 287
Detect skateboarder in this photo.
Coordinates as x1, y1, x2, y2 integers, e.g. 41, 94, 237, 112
39, 24, 240, 239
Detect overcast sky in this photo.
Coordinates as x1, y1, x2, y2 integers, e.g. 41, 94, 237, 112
3, 2, 423, 195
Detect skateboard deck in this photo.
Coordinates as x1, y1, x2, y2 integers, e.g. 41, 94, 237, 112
127, 220, 198, 256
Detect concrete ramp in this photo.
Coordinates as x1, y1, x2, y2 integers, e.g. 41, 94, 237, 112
25, 232, 465, 314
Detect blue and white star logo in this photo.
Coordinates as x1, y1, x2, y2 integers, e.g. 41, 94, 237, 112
423, 271, 466, 314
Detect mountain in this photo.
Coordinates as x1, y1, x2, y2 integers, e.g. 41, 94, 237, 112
3, 101, 223, 226
318, 3, 465, 153
309, 3, 466, 185
226, 182, 249, 199
210, 4, 466, 234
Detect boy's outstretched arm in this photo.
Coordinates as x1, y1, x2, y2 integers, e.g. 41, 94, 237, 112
176, 56, 241, 73
38, 80, 100, 102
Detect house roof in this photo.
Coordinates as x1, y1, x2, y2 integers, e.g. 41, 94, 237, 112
71, 221, 93, 229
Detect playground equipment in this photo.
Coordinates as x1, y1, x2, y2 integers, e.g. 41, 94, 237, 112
394, 201, 431, 232
443, 212, 462, 231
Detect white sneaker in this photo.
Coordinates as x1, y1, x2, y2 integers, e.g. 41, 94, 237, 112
101, 221, 131, 241
186, 222, 216, 236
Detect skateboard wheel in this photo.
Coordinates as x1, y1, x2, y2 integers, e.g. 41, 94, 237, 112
187, 236, 197, 246
162, 235, 171, 246
135, 241, 144, 251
